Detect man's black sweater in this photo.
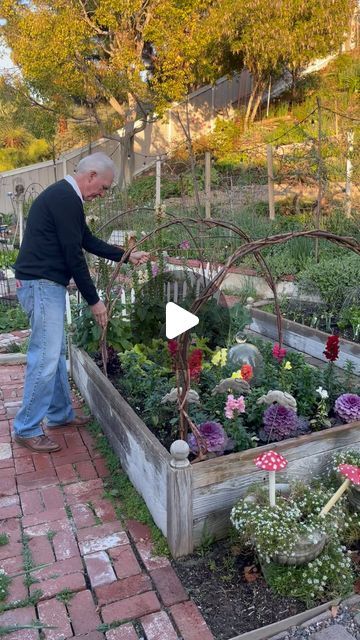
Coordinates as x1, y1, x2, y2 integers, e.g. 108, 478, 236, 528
15, 179, 125, 305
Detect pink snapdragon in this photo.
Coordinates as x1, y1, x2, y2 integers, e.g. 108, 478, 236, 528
225, 394, 246, 419
272, 343, 287, 363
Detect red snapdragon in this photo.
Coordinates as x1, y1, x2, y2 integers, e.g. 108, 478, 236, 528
272, 343, 287, 363
323, 335, 340, 362
188, 348, 203, 381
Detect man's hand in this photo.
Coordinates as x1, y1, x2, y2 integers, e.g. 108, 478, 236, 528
90, 300, 108, 328
129, 251, 149, 266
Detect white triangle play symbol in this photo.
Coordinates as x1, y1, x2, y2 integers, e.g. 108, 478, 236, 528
166, 302, 199, 340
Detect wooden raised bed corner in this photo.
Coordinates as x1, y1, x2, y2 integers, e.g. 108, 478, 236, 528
70, 344, 360, 558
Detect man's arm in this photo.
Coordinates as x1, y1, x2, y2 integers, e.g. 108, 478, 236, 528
82, 225, 127, 262
83, 225, 149, 266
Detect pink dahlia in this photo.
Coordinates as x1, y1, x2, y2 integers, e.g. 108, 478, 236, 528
335, 394, 360, 423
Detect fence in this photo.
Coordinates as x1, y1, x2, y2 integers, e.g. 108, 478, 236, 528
97, 260, 223, 322
90, 98, 359, 252
0, 138, 122, 216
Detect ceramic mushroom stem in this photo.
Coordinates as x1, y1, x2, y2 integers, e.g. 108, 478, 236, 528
320, 463, 360, 517
268, 470, 276, 507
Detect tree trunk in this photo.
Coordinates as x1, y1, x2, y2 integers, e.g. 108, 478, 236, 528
244, 79, 259, 130
249, 84, 265, 123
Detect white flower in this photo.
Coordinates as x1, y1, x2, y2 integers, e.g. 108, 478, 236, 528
316, 387, 329, 399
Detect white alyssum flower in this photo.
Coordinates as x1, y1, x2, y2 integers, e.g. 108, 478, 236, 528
316, 386, 329, 399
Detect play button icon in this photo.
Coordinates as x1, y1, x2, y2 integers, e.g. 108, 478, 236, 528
165, 302, 199, 340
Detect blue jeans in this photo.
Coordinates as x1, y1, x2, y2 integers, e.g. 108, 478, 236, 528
14, 279, 75, 438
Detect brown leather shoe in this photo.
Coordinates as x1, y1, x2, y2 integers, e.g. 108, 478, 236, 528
14, 435, 61, 452
47, 414, 92, 429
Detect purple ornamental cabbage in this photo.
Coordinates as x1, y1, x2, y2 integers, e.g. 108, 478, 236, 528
335, 394, 360, 423
187, 421, 227, 454
263, 404, 299, 441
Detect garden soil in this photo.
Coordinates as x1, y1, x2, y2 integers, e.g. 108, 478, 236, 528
172, 538, 307, 640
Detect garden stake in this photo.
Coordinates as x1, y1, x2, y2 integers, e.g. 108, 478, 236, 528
320, 464, 360, 516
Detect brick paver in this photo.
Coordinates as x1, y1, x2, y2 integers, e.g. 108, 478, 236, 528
0, 361, 214, 640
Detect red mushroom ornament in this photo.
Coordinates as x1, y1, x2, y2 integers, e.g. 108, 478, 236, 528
254, 450, 288, 507
320, 464, 360, 516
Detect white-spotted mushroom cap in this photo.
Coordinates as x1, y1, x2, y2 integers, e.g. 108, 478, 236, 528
254, 450, 288, 471
338, 464, 360, 485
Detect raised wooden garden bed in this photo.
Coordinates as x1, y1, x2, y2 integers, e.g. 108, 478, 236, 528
71, 344, 360, 558
249, 306, 360, 371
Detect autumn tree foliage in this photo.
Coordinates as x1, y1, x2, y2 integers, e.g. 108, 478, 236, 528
0, 0, 355, 160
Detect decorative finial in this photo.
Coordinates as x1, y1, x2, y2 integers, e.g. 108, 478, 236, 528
170, 440, 190, 468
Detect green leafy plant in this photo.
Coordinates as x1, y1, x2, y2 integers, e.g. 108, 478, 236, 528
0, 249, 18, 268
338, 306, 360, 341
0, 305, 28, 332
231, 482, 355, 605
0, 570, 10, 602
56, 589, 75, 604
262, 539, 353, 606
0, 534, 9, 546
298, 255, 360, 310
72, 300, 133, 354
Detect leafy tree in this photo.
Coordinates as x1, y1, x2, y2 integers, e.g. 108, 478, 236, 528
282, 0, 357, 100
209, 0, 355, 128
0, 0, 216, 182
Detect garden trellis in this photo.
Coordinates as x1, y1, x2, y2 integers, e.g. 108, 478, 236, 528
98, 215, 360, 456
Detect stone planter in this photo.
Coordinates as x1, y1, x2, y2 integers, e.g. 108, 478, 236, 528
70, 344, 360, 558
272, 530, 327, 566
245, 486, 327, 566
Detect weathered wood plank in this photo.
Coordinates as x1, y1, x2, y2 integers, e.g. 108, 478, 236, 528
249, 307, 360, 370
71, 344, 360, 555
71, 346, 169, 535
167, 465, 193, 557
71, 346, 170, 464
193, 507, 230, 545
228, 598, 341, 640
192, 442, 360, 543
192, 421, 360, 489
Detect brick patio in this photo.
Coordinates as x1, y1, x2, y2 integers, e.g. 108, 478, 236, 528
0, 363, 214, 640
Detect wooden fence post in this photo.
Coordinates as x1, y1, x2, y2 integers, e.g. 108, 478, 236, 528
345, 131, 354, 219
267, 145, 275, 220
155, 155, 161, 212
266, 76, 272, 118
205, 151, 211, 219
315, 97, 323, 263
167, 440, 193, 557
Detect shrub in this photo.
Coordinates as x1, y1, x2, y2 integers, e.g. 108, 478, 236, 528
297, 255, 360, 309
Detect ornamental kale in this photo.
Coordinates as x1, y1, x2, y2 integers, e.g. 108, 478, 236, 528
335, 393, 360, 423
263, 404, 299, 441
187, 421, 227, 454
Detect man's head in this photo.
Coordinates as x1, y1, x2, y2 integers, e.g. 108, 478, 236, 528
74, 152, 115, 201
